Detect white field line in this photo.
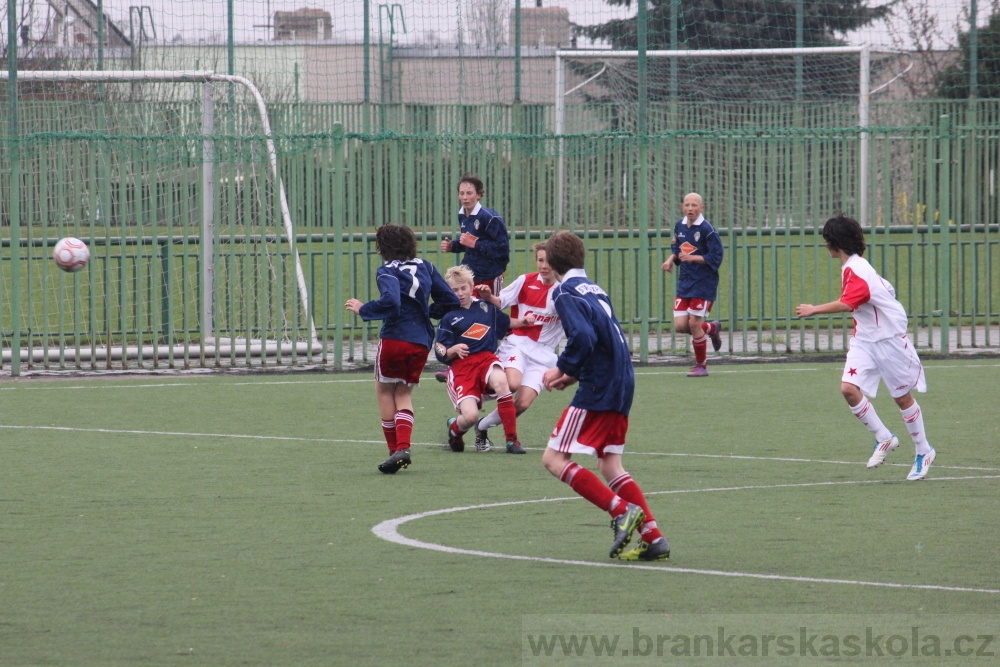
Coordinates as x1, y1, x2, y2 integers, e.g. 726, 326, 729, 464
371, 479, 1000, 595
2, 424, 997, 473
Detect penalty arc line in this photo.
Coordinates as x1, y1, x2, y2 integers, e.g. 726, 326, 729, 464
371, 477, 1000, 595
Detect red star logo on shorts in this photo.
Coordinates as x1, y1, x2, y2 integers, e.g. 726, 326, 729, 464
507, 355, 517, 363
848, 367, 858, 376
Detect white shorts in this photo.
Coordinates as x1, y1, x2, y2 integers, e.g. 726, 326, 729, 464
843, 335, 927, 399
495, 335, 559, 396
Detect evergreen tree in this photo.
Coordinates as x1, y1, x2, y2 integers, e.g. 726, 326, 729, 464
935, 12, 1000, 98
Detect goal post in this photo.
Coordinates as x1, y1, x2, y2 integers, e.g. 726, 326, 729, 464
554, 45, 872, 226
0, 69, 320, 371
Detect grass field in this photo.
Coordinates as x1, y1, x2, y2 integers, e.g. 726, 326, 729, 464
2, 360, 999, 665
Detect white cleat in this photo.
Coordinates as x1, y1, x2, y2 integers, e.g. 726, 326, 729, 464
906, 448, 936, 481
866, 435, 899, 468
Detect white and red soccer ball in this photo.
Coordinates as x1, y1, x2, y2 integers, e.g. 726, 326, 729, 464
53, 237, 90, 273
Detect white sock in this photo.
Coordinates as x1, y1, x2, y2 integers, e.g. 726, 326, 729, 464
477, 408, 502, 432
901, 401, 932, 455
850, 398, 893, 442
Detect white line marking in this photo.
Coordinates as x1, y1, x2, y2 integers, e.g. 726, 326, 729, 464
372, 477, 1000, 595
2, 424, 997, 472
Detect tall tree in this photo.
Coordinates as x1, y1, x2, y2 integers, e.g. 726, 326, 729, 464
571, 0, 895, 102
935, 11, 1000, 98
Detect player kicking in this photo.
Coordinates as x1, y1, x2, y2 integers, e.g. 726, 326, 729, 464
471, 242, 563, 452
796, 215, 936, 481
435, 265, 536, 455
346, 224, 460, 474
541, 231, 670, 561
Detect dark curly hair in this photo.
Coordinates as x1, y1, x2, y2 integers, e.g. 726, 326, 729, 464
458, 173, 484, 196
374, 223, 417, 262
821, 215, 866, 257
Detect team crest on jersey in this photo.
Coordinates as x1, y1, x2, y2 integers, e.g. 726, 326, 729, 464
474, 220, 480, 230
462, 323, 491, 340
694, 231, 701, 242
479, 301, 489, 313
680, 241, 697, 254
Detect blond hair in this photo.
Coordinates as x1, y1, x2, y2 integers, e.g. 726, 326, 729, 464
444, 265, 475, 287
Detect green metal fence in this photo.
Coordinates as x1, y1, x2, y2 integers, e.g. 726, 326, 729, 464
2, 99, 999, 373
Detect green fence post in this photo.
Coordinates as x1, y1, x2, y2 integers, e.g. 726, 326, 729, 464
939, 115, 951, 354
332, 123, 346, 370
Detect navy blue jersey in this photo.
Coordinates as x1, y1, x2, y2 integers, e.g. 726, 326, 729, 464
669, 215, 724, 301
358, 258, 460, 349
551, 269, 635, 416
434, 299, 512, 364
444, 203, 510, 281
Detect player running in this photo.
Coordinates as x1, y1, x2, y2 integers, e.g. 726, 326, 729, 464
345, 223, 460, 474
471, 242, 563, 452
435, 265, 536, 455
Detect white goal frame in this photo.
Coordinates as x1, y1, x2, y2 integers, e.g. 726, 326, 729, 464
0, 69, 319, 364
554, 45, 872, 226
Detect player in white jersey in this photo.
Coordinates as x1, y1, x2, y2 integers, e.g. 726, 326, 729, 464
472, 243, 564, 451
796, 215, 936, 480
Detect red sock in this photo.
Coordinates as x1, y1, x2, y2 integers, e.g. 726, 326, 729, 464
449, 418, 466, 437
609, 473, 663, 543
692, 333, 708, 365
701, 321, 716, 336
497, 393, 518, 441
394, 410, 414, 452
381, 420, 396, 454
560, 462, 623, 515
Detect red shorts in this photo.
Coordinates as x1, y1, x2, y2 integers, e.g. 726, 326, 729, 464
446, 350, 503, 409
673, 297, 714, 318
474, 275, 504, 296
375, 338, 429, 385
546, 406, 628, 458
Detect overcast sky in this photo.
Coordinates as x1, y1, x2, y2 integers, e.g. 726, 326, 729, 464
40, 0, 974, 50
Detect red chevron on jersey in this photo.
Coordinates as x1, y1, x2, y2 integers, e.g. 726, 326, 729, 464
461, 323, 491, 340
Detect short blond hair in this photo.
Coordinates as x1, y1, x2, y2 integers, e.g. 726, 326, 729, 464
444, 265, 475, 286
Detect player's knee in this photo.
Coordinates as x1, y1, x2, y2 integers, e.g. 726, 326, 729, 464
840, 382, 861, 403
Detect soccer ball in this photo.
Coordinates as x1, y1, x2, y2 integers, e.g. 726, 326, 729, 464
53, 237, 90, 273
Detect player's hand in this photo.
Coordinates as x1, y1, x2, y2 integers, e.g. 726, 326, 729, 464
345, 298, 362, 314
795, 304, 815, 318
678, 252, 698, 263
543, 368, 575, 391
474, 284, 493, 298
440, 238, 452, 252
522, 313, 536, 326
459, 232, 478, 248
661, 256, 674, 272
451, 343, 470, 359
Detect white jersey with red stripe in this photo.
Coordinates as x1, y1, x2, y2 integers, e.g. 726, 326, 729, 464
496, 271, 564, 349
840, 254, 910, 342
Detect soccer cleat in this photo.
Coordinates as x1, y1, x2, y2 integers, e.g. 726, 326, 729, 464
377, 449, 411, 474
609, 503, 645, 558
709, 320, 723, 352
446, 417, 465, 452
686, 364, 708, 377
620, 537, 671, 561
435, 370, 448, 383
505, 439, 526, 454
866, 434, 900, 468
906, 447, 936, 481
474, 426, 493, 453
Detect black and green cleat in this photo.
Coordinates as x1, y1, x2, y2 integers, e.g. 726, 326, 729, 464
609, 503, 645, 558
377, 449, 412, 474
619, 537, 670, 561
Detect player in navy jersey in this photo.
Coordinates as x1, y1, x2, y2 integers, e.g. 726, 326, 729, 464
346, 224, 460, 474
662, 192, 724, 377
472, 242, 563, 452
796, 215, 936, 481
541, 231, 670, 561
435, 265, 535, 455
436, 174, 510, 383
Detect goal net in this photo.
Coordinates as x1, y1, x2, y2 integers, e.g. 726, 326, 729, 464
1, 70, 318, 372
